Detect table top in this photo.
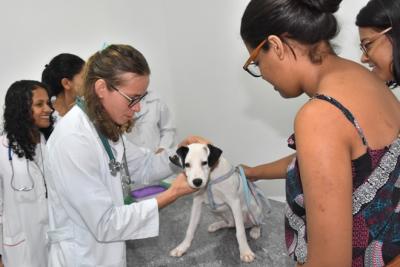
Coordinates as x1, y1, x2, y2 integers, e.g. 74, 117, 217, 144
126, 195, 295, 267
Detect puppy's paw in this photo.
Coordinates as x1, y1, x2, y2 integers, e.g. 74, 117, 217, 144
240, 249, 255, 263
170, 244, 188, 257
207, 220, 232, 232
249, 226, 261, 240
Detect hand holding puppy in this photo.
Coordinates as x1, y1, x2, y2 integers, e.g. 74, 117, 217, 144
156, 173, 197, 209
170, 173, 198, 196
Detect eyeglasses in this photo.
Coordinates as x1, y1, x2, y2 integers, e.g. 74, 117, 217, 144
108, 83, 148, 108
243, 39, 268, 77
359, 27, 392, 56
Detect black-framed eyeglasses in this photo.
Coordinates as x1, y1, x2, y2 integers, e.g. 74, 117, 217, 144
108, 84, 148, 108
359, 27, 392, 56
243, 38, 268, 78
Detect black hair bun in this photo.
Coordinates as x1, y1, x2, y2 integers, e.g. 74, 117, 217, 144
300, 0, 342, 13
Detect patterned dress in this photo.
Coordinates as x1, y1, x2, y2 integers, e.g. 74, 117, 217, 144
284, 94, 400, 267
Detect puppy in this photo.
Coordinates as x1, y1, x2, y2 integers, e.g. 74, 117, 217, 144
169, 143, 268, 262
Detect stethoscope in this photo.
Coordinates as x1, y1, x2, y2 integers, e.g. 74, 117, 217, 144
8, 146, 35, 192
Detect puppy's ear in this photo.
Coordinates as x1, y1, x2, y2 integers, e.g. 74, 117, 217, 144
176, 146, 189, 161
207, 144, 222, 167
169, 155, 182, 168
169, 146, 189, 168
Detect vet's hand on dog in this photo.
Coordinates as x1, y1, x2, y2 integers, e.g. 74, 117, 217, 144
157, 173, 198, 209
178, 135, 211, 147
170, 173, 198, 197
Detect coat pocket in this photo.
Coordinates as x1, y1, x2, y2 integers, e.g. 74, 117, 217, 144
3, 232, 29, 266
49, 240, 77, 267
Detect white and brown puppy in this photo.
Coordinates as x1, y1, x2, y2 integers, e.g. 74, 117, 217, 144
169, 143, 265, 263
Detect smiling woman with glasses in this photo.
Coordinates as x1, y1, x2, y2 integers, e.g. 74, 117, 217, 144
356, 0, 400, 88
359, 27, 392, 56
44, 44, 209, 267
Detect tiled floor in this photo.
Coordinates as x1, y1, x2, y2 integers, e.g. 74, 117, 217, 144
126, 196, 295, 267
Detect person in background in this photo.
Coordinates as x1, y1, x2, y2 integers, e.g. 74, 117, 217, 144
356, 0, 400, 89
41, 53, 85, 124
240, 0, 400, 266
0, 80, 53, 267
45, 44, 206, 266
126, 89, 176, 154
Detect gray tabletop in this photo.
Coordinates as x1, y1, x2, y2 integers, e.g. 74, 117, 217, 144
126, 196, 295, 267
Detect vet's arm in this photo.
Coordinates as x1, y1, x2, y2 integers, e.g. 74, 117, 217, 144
242, 153, 295, 181
156, 173, 197, 209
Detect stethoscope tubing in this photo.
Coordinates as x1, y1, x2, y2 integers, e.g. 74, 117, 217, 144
8, 146, 35, 192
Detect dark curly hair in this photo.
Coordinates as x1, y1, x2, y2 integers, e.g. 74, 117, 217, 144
3, 80, 54, 160
83, 44, 150, 141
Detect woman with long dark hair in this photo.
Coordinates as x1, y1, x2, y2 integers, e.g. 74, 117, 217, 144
0, 80, 53, 266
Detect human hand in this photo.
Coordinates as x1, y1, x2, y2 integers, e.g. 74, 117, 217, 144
240, 164, 258, 182
155, 148, 164, 154
178, 135, 211, 147
170, 173, 198, 197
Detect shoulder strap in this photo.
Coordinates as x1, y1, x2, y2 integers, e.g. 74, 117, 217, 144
312, 94, 368, 146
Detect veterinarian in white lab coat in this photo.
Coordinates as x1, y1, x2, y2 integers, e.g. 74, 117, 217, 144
0, 80, 53, 267
46, 44, 202, 267
126, 89, 176, 153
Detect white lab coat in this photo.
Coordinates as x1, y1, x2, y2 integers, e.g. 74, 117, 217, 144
50, 96, 63, 128
0, 134, 49, 267
126, 90, 176, 151
45, 106, 176, 267
51, 110, 62, 128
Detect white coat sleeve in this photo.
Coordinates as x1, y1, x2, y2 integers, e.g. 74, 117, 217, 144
124, 137, 176, 185
157, 101, 176, 150
48, 133, 159, 242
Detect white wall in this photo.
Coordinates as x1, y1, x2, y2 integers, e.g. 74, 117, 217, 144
0, 0, 381, 200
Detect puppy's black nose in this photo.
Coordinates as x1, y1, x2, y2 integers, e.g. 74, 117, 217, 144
193, 178, 203, 187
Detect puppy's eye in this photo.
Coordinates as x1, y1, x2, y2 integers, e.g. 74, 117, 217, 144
201, 161, 207, 166
185, 163, 191, 168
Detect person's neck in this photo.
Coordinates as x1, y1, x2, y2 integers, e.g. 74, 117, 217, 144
54, 92, 76, 116
300, 54, 341, 97
31, 130, 41, 144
